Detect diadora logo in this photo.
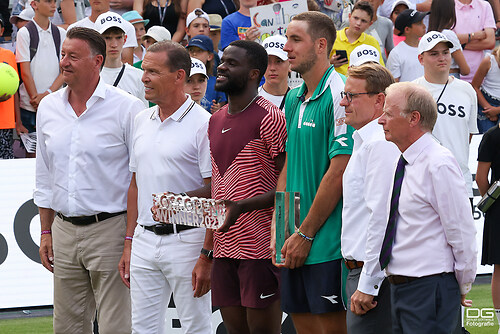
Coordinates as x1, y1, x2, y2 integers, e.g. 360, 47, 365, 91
357, 49, 378, 57
303, 121, 316, 128
263, 41, 285, 50
101, 16, 122, 24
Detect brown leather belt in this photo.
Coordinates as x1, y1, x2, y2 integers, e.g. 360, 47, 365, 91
344, 259, 364, 270
57, 211, 126, 226
388, 273, 451, 285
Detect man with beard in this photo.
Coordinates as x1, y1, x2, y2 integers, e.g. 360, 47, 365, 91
189, 39, 287, 333
274, 11, 354, 334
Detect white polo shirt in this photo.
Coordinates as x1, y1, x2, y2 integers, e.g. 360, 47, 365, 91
16, 20, 66, 111
68, 16, 138, 49
130, 96, 212, 226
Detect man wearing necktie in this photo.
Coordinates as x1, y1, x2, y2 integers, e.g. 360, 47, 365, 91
376, 81, 477, 333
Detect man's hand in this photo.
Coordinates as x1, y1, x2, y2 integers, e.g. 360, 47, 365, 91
330, 54, 348, 68
462, 294, 473, 307
30, 91, 49, 110
281, 233, 312, 269
244, 26, 260, 41
118, 242, 132, 288
16, 122, 28, 135
39, 234, 54, 272
0, 93, 12, 102
192, 257, 212, 297
351, 289, 377, 315
211, 101, 223, 113
217, 200, 242, 233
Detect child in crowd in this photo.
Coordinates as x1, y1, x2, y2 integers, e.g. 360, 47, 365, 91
208, 14, 222, 57
16, 0, 66, 157
386, 9, 427, 82
186, 57, 208, 105
133, 25, 172, 70
427, 0, 469, 78
390, 0, 409, 46
185, 8, 210, 40
122, 10, 149, 65
330, 1, 384, 76
258, 35, 290, 110
472, 46, 500, 133
96, 12, 148, 107
365, 0, 394, 61
186, 34, 226, 113
220, 0, 257, 51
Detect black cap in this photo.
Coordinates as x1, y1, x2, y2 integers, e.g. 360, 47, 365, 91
394, 9, 429, 36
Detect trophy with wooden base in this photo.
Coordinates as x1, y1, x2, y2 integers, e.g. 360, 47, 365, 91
153, 193, 225, 229
275, 191, 300, 264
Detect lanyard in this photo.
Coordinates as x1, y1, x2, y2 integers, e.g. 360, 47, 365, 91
113, 65, 126, 87
436, 79, 448, 104
157, 0, 167, 25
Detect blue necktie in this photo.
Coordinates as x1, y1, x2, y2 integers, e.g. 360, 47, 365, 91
379, 155, 407, 270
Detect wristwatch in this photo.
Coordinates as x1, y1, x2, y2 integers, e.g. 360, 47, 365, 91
200, 248, 213, 260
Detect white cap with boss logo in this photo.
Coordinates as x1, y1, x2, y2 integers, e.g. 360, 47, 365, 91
418, 31, 454, 54
262, 35, 288, 61
190, 57, 208, 78
349, 45, 380, 67
95, 12, 126, 35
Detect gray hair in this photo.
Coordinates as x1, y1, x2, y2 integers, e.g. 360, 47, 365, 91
385, 82, 437, 131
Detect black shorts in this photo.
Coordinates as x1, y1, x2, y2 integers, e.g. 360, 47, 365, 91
211, 258, 280, 309
281, 259, 345, 314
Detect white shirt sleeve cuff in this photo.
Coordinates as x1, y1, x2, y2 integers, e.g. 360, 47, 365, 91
357, 271, 386, 296
460, 282, 472, 295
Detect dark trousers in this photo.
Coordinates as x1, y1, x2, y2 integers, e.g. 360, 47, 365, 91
391, 273, 460, 334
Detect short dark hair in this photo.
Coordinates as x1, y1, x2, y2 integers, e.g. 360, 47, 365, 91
147, 40, 191, 77
291, 12, 336, 56
353, 1, 374, 21
67, 27, 106, 65
228, 40, 268, 83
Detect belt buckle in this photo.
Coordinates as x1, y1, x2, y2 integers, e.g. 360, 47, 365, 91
152, 224, 171, 235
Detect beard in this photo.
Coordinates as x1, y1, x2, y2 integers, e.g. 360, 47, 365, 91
290, 49, 318, 75
215, 72, 249, 95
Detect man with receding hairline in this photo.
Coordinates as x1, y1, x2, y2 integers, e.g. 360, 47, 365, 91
274, 11, 354, 334
377, 82, 477, 333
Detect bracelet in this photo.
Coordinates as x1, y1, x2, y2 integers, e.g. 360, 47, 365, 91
46, 88, 53, 94
297, 230, 314, 242
41, 230, 51, 235
468, 33, 471, 43
125, 236, 133, 241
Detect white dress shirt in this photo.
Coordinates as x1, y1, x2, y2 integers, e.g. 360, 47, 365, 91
34, 80, 144, 216
385, 133, 477, 294
342, 118, 400, 295
129, 96, 212, 227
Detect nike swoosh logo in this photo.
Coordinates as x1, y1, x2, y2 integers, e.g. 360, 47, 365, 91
260, 293, 276, 299
321, 294, 338, 304
222, 128, 231, 133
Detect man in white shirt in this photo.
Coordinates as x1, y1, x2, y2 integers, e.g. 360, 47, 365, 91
68, 1, 137, 64
95, 12, 147, 107
340, 63, 399, 333
377, 81, 477, 333
118, 41, 213, 334
414, 31, 478, 201
35, 27, 144, 334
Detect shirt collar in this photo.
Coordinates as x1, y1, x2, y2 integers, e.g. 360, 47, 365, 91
152, 95, 196, 122
295, 65, 337, 102
31, 19, 53, 32
355, 117, 382, 143
456, 0, 476, 10
340, 27, 366, 44
62, 78, 107, 113
401, 132, 435, 165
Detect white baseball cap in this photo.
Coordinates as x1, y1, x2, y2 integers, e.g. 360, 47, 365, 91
262, 35, 288, 61
186, 8, 210, 28
418, 31, 454, 54
190, 57, 208, 78
95, 12, 126, 34
391, 0, 412, 14
349, 45, 380, 67
142, 26, 172, 42
10, 6, 35, 25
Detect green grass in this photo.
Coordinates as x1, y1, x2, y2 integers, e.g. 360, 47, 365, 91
0, 284, 497, 333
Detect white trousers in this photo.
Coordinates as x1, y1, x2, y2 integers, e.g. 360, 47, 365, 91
130, 225, 212, 334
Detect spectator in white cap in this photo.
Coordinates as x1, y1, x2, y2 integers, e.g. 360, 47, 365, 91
186, 57, 208, 105
96, 12, 148, 107
349, 44, 381, 67
10, 6, 34, 30
68, 6, 138, 65
122, 10, 149, 65
186, 8, 210, 40
258, 35, 290, 110
142, 25, 171, 49
414, 31, 478, 206
389, 0, 410, 46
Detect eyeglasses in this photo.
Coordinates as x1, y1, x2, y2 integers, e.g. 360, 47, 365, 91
340, 91, 379, 103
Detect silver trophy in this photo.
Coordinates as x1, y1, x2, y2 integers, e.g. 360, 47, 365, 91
477, 180, 500, 213
275, 191, 300, 264
153, 193, 226, 229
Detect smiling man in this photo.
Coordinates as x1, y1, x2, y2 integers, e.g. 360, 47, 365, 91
340, 63, 398, 333
35, 27, 144, 334
276, 11, 354, 334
